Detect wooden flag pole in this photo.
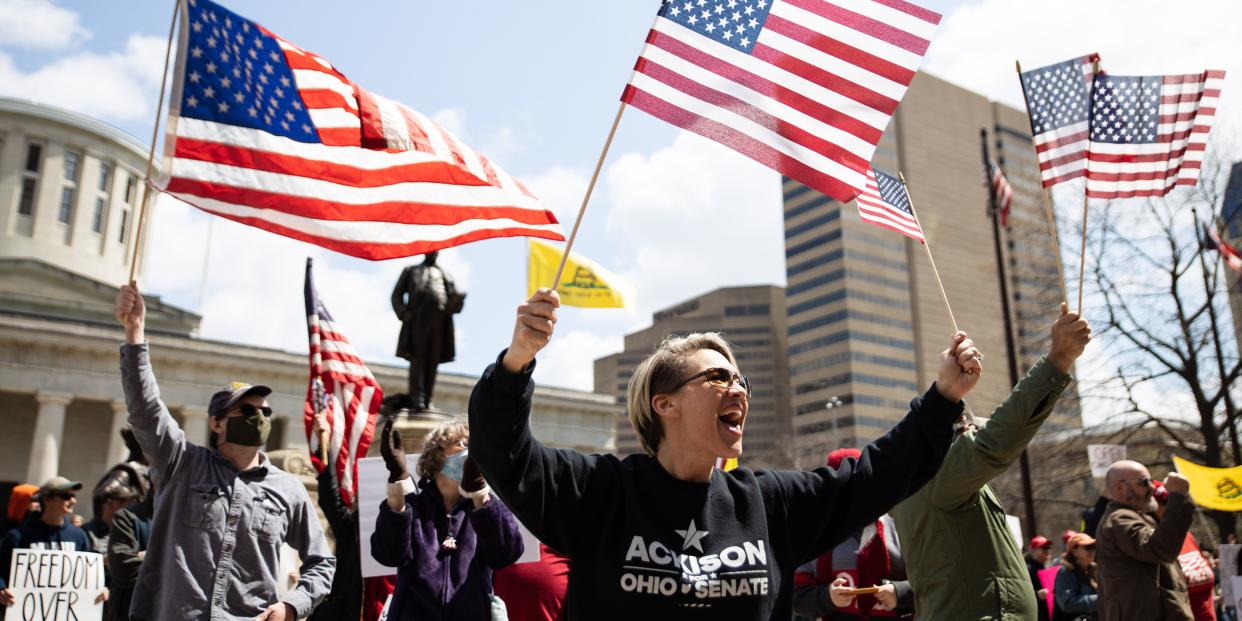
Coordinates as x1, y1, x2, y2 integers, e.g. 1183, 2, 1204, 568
127, 0, 182, 283
549, 101, 627, 289
1074, 57, 1102, 313
900, 172, 959, 333
1015, 60, 1070, 309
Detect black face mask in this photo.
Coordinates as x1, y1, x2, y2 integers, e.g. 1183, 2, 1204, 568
223, 411, 271, 447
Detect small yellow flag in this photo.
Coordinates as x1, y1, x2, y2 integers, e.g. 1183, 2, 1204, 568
1173, 455, 1242, 512
527, 239, 630, 309
721, 457, 739, 472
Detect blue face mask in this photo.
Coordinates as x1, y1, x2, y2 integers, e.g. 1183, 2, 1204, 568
441, 450, 469, 482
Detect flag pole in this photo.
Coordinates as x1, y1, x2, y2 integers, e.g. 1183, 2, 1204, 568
550, 101, 627, 289
127, 0, 182, 283
1075, 57, 1103, 313
899, 172, 959, 333
1015, 60, 1070, 308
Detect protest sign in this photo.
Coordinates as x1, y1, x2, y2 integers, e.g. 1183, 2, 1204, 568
1087, 445, 1127, 479
1222, 544, 1241, 606
356, 456, 540, 578
6, 549, 105, 621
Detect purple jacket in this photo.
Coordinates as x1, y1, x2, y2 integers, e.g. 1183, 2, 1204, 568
371, 478, 524, 620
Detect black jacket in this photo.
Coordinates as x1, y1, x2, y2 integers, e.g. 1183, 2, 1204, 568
468, 350, 961, 620
308, 467, 362, 621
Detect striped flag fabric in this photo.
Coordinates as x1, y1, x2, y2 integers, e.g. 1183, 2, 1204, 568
304, 258, 381, 508
1017, 54, 1099, 187
989, 159, 1013, 226
157, 0, 564, 260
856, 168, 924, 242
622, 0, 940, 203
1085, 70, 1226, 199
1203, 222, 1242, 274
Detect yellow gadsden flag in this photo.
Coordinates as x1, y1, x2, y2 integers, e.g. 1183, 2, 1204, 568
527, 239, 631, 308
1173, 456, 1242, 512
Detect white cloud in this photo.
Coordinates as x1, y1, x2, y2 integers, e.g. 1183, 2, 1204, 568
526, 165, 589, 224
431, 107, 469, 141
0, 33, 166, 122
533, 329, 624, 391
603, 131, 786, 311
0, 0, 89, 50
924, 0, 1242, 139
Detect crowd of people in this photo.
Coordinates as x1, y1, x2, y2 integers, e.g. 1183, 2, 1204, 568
0, 278, 1233, 621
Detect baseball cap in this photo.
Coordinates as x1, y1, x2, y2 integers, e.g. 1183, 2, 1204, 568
36, 476, 83, 500
1061, 529, 1078, 544
1029, 536, 1052, 550
1067, 532, 1096, 551
208, 381, 273, 417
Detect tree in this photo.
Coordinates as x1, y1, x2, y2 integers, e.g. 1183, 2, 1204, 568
1084, 150, 1242, 538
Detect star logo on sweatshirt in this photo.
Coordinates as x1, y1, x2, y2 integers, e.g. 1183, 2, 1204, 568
675, 519, 709, 553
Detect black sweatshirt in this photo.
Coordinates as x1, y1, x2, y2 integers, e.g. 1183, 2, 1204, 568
468, 351, 962, 620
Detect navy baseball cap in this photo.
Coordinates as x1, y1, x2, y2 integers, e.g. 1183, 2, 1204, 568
208, 381, 273, 417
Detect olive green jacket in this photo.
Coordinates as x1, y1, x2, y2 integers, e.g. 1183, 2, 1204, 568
891, 357, 1071, 621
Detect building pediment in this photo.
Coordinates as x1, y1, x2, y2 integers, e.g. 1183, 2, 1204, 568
0, 258, 200, 335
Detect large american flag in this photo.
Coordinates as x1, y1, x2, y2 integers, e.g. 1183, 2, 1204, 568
304, 258, 381, 508
1085, 70, 1225, 199
989, 159, 1013, 226
622, 0, 940, 203
1017, 54, 1099, 187
856, 168, 924, 242
157, 0, 564, 260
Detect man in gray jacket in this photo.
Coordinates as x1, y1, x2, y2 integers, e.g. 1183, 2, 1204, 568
114, 282, 334, 620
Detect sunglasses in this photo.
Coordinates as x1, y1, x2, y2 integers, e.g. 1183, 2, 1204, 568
670, 367, 751, 396
48, 493, 75, 501
1134, 476, 1153, 487
230, 403, 274, 418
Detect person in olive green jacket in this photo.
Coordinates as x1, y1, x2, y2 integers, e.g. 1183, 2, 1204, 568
891, 304, 1091, 621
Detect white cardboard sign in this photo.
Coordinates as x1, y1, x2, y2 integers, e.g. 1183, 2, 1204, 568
1087, 444, 1127, 479
6, 549, 105, 621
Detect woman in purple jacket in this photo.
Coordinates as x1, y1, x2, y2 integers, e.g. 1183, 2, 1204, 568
371, 419, 525, 620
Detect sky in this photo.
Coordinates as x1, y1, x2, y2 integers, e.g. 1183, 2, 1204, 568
2, 0, 1240, 421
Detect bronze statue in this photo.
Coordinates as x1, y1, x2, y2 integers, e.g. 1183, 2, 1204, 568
391, 251, 464, 411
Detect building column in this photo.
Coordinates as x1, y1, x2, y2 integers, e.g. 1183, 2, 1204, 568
182, 406, 210, 447
27, 391, 73, 484
106, 401, 130, 465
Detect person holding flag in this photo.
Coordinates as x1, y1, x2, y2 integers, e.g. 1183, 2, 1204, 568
467, 287, 985, 619
113, 283, 335, 620
890, 304, 1091, 621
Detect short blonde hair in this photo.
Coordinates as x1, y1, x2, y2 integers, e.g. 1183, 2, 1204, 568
416, 420, 469, 479
626, 332, 738, 456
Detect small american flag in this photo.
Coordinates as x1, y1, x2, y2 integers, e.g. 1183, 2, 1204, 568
856, 168, 923, 242
989, 159, 1013, 226
1085, 70, 1225, 199
304, 258, 381, 508
1204, 223, 1242, 274
157, 0, 564, 260
623, 0, 940, 203
1017, 54, 1099, 188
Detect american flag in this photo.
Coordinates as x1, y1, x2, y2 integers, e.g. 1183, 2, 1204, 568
622, 0, 940, 203
304, 258, 381, 508
989, 159, 1013, 226
1017, 54, 1099, 187
856, 168, 924, 242
157, 0, 564, 261
1204, 223, 1242, 274
1085, 70, 1225, 199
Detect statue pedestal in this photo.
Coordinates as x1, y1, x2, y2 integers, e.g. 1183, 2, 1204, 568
366, 404, 458, 458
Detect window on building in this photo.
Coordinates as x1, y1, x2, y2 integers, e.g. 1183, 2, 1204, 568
18, 143, 43, 216
92, 162, 113, 234
124, 175, 137, 205
119, 173, 136, 245
58, 151, 82, 224
119, 209, 130, 244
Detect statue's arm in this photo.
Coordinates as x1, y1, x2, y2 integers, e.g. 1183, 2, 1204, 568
391, 267, 410, 317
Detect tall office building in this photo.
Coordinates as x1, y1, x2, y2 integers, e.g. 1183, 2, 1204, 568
782, 73, 1080, 467
594, 285, 792, 468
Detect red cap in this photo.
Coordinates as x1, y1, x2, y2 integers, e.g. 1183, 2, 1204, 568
1061, 529, 1078, 543
826, 448, 862, 469
1030, 536, 1052, 550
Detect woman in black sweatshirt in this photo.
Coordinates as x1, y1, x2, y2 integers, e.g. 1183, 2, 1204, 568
469, 289, 983, 620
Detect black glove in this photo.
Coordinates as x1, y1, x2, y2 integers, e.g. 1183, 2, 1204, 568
461, 457, 486, 493
379, 418, 409, 483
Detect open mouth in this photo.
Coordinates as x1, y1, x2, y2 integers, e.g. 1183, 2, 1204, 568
718, 410, 744, 436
